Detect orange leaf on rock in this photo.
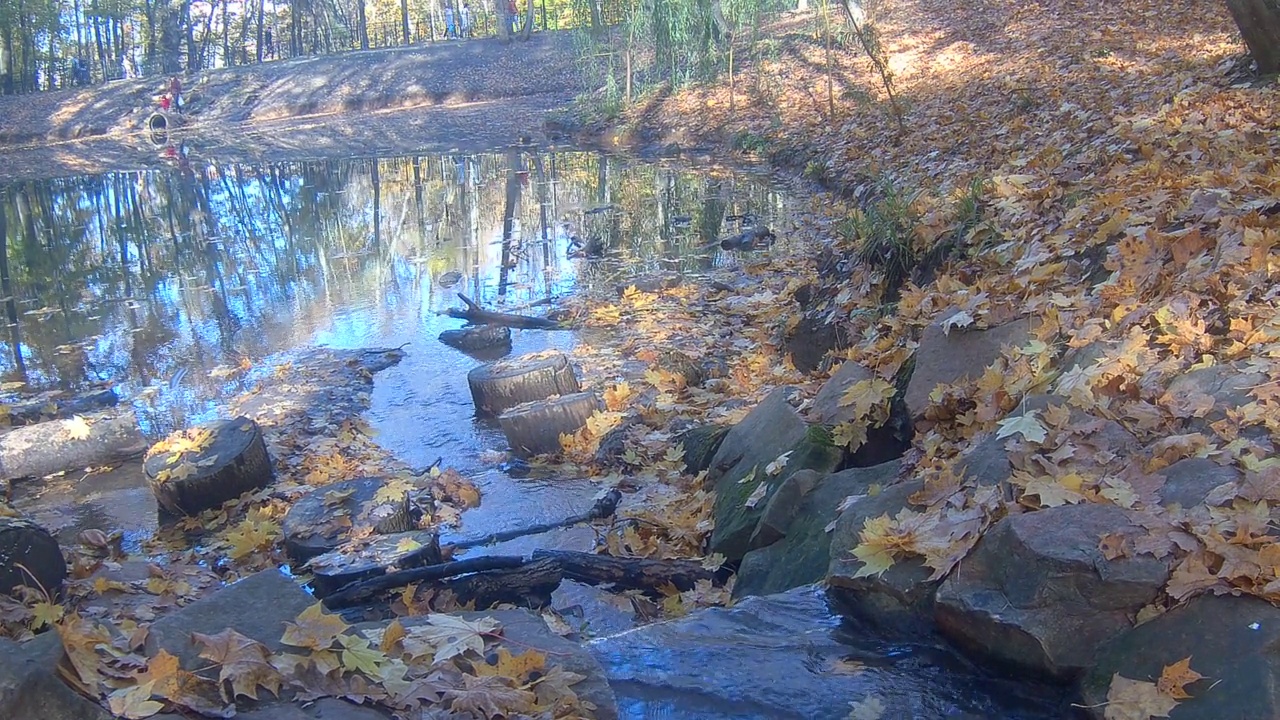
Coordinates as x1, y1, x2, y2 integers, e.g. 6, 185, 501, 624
193, 628, 283, 701
281, 602, 349, 651
1156, 656, 1204, 700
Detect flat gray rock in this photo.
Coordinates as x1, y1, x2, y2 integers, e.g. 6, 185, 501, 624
0, 632, 113, 720
905, 314, 1031, 417
146, 569, 315, 669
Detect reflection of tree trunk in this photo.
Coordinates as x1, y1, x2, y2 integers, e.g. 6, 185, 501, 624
498, 149, 524, 298
533, 155, 552, 298
697, 180, 725, 270
371, 159, 382, 249
0, 196, 25, 378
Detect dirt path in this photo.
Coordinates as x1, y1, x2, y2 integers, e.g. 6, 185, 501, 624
0, 32, 585, 181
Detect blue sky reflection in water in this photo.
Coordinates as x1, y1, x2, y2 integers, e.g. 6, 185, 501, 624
0, 149, 783, 470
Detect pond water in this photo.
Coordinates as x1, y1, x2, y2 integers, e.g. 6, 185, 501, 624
0, 148, 780, 466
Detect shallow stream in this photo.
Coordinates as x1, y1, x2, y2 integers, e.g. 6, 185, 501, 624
0, 147, 1066, 719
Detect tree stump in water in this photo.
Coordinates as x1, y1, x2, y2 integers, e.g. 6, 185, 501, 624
499, 392, 602, 457
281, 477, 425, 564
0, 410, 147, 481
439, 325, 512, 359
144, 417, 273, 516
0, 516, 66, 598
467, 352, 580, 417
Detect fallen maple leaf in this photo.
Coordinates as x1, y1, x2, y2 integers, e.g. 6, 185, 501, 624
338, 633, 387, 675
473, 647, 546, 682
1104, 673, 1179, 720
996, 411, 1048, 443
847, 695, 886, 720
1156, 656, 1204, 700
281, 602, 349, 651
65, 415, 92, 440
445, 673, 537, 717
108, 680, 164, 719
401, 614, 500, 664
193, 628, 283, 701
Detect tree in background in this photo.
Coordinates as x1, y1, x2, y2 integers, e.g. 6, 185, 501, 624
1226, 0, 1279, 74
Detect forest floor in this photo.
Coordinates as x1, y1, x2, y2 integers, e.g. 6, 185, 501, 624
0, 31, 585, 182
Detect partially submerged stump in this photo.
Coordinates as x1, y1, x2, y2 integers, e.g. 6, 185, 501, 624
144, 417, 273, 516
499, 392, 602, 457
0, 516, 66, 598
439, 325, 512, 359
0, 410, 147, 481
467, 352, 580, 417
307, 530, 442, 598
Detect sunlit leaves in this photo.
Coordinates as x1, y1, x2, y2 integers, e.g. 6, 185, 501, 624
996, 411, 1047, 444
281, 603, 349, 651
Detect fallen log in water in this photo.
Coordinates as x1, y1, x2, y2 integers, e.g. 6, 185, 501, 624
1, 387, 118, 427
0, 410, 147, 481
323, 547, 722, 610
439, 557, 562, 609
446, 294, 560, 330
450, 489, 622, 551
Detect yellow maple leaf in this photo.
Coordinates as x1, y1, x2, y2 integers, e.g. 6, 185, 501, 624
65, 415, 92, 440
281, 602, 349, 651
1156, 656, 1204, 700
850, 515, 901, 578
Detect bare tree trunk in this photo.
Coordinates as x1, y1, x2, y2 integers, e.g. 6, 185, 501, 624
496, 0, 511, 42
1226, 0, 1280, 74
357, 0, 369, 49
400, 0, 410, 43
522, 0, 534, 39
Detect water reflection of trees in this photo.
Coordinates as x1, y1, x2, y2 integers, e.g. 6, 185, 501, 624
0, 150, 783, 430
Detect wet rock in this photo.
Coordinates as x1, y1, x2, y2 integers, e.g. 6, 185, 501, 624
1164, 362, 1268, 435
146, 569, 314, 669
785, 315, 851, 373
905, 313, 1031, 418
355, 609, 617, 720
707, 389, 843, 561
675, 424, 730, 476
589, 584, 1068, 720
651, 349, 704, 388
0, 516, 66, 598
737, 462, 900, 598
1080, 594, 1280, 720
282, 477, 396, 563
935, 503, 1171, 680
0, 632, 113, 720
592, 415, 643, 468
806, 361, 874, 426
826, 469, 937, 635
1156, 457, 1241, 508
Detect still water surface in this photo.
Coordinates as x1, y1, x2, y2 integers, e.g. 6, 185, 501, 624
0, 148, 781, 468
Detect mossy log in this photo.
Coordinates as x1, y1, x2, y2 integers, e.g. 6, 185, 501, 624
0, 410, 146, 481
499, 392, 601, 457
144, 417, 273, 516
0, 516, 66, 598
467, 352, 580, 417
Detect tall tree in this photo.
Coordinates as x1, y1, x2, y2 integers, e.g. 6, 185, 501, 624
1226, 0, 1280, 74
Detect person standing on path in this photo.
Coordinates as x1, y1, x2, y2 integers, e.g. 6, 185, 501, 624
445, 4, 456, 38
460, 3, 472, 38
169, 76, 183, 113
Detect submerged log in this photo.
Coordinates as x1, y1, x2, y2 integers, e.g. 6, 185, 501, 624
0, 410, 147, 481
449, 488, 622, 551
0, 516, 66, 598
499, 392, 602, 457
1, 388, 118, 427
323, 547, 724, 610
439, 325, 513, 358
439, 557, 561, 610
446, 294, 559, 330
144, 417, 273, 515
467, 352, 581, 417
531, 549, 721, 593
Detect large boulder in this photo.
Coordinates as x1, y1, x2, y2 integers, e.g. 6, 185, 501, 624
706, 388, 844, 560
589, 584, 1068, 720
806, 361, 874, 427
784, 316, 850, 373
736, 462, 901, 598
1162, 362, 1267, 436
0, 632, 113, 720
1080, 594, 1280, 720
146, 569, 315, 669
904, 314, 1031, 418
825, 472, 936, 635
354, 609, 617, 720
935, 503, 1171, 680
